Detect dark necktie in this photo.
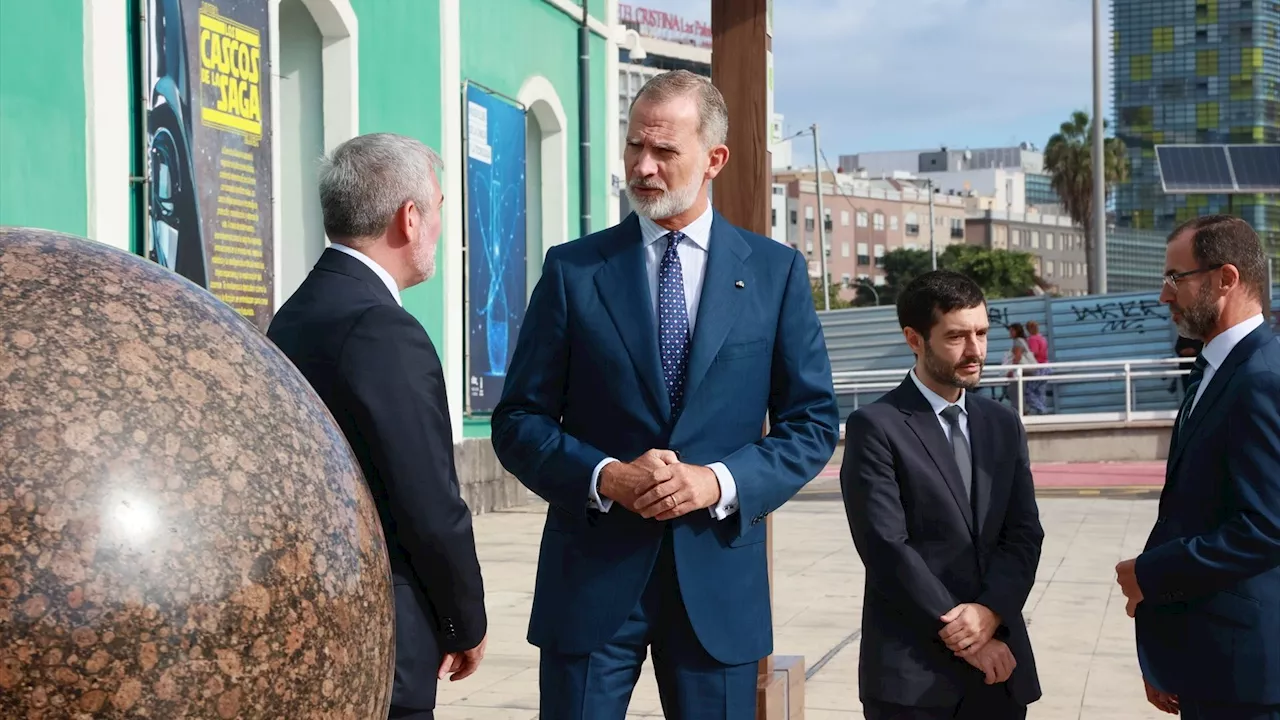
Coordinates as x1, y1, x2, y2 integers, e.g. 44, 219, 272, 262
658, 232, 690, 415
940, 405, 972, 500
1176, 355, 1209, 438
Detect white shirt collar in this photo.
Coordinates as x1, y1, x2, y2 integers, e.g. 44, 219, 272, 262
910, 368, 967, 416
1200, 314, 1265, 371
636, 202, 714, 252
329, 243, 403, 307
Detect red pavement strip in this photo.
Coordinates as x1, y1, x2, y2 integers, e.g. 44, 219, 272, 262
817, 461, 1165, 488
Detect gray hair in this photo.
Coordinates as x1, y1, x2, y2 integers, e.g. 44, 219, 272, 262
630, 70, 729, 149
319, 133, 443, 245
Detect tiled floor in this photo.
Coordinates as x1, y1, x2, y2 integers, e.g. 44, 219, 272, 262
436, 493, 1166, 720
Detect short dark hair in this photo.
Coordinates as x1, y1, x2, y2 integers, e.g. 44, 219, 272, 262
1168, 214, 1268, 303
1009, 322, 1026, 339
896, 270, 987, 339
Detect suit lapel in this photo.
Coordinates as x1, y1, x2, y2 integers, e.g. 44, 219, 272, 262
1167, 324, 1274, 473
965, 397, 995, 538
593, 216, 670, 420
898, 380, 975, 533
679, 213, 752, 408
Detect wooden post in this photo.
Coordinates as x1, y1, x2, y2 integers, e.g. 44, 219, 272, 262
712, 3, 804, 718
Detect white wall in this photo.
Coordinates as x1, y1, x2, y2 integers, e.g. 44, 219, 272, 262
921, 168, 1027, 214
83, 0, 132, 251
277, 0, 327, 303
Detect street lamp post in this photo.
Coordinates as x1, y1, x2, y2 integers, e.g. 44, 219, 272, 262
858, 277, 880, 306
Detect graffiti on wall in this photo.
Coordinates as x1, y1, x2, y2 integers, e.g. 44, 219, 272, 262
1068, 299, 1168, 334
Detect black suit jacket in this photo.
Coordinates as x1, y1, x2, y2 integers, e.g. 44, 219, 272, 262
267, 248, 486, 710
840, 376, 1043, 708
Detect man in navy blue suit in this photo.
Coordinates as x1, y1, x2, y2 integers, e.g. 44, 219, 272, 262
269, 134, 487, 720
491, 70, 840, 719
1116, 215, 1280, 720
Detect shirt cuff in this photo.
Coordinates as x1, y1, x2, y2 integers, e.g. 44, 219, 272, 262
707, 462, 739, 520
589, 457, 617, 513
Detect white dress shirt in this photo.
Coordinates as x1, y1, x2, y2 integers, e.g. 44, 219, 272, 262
909, 369, 971, 445
588, 204, 740, 520
1191, 314, 1265, 413
329, 242, 403, 306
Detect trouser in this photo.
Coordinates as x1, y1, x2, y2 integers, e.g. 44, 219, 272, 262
538, 530, 758, 720
863, 682, 1026, 720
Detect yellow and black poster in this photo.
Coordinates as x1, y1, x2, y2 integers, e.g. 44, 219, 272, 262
146, 0, 274, 330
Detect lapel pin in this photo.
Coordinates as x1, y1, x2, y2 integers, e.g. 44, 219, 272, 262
735, 280, 746, 289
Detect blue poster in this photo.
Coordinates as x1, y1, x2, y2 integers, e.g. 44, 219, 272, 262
465, 84, 527, 413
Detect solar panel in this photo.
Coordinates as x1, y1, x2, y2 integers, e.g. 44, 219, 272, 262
1227, 145, 1280, 192
1156, 146, 1234, 192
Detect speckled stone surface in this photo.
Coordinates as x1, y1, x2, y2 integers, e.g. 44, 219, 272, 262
0, 228, 394, 719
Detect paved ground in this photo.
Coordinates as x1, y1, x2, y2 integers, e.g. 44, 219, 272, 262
435, 483, 1167, 719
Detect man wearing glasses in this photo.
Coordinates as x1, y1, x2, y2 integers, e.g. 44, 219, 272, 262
1115, 215, 1280, 719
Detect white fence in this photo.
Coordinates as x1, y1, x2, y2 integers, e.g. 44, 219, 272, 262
832, 357, 1195, 426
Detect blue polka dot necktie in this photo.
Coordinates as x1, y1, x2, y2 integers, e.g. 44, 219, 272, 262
658, 231, 691, 415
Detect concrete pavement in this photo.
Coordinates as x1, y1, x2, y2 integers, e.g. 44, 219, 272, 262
435, 490, 1167, 719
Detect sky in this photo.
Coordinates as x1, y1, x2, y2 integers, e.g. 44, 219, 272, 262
623, 0, 1113, 160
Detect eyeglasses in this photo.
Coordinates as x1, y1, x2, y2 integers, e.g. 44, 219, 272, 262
1163, 264, 1223, 290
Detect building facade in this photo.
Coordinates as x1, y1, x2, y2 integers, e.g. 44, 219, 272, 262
965, 210, 1091, 296
1112, 0, 1280, 274
778, 171, 968, 298
0, 0, 620, 508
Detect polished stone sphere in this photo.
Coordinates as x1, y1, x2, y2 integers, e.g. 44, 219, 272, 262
0, 227, 394, 718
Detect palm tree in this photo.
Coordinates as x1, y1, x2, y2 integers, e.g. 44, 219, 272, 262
1044, 110, 1129, 295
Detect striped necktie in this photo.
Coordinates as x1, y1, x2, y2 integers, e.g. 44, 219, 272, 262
1175, 355, 1209, 438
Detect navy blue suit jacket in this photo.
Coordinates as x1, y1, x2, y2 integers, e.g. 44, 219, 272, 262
268, 249, 486, 710
490, 211, 840, 665
1136, 322, 1280, 706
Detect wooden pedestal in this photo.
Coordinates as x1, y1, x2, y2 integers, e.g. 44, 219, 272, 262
757, 655, 806, 720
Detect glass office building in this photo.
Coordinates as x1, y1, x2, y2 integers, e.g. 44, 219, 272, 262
1112, 0, 1280, 280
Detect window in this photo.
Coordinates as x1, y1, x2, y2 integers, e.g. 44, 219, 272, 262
772, 209, 777, 227
857, 211, 869, 228
841, 210, 850, 227
805, 205, 814, 231
1046, 233, 1055, 250
874, 244, 885, 263
905, 243, 918, 251
905, 213, 919, 236
1031, 231, 1041, 249
857, 243, 870, 266
773, 186, 785, 196
824, 210, 833, 232
874, 213, 885, 231
950, 218, 964, 239
841, 273, 852, 287
1046, 259, 1056, 277
790, 210, 797, 225
806, 241, 813, 252
890, 216, 899, 231
841, 242, 850, 258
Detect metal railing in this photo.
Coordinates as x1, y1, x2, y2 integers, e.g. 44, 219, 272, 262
832, 356, 1195, 426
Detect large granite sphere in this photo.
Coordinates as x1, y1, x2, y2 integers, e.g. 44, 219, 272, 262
0, 228, 394, 718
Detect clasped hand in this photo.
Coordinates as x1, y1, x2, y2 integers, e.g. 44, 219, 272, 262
939, 604, 1012, 684
600, 449, 721, 521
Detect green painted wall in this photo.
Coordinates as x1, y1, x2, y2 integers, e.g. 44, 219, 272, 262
351, 0, 446, 345
460, 0, 611, 436
0, 0, 87, 236
461, 0, 611, 243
